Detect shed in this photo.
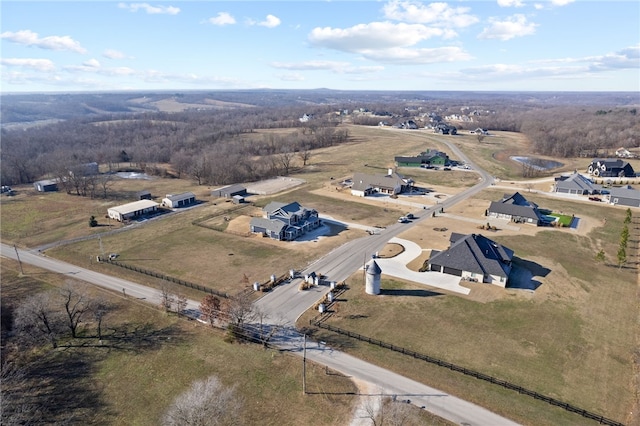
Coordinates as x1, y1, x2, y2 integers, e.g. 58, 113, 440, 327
212, 184, 247, 199
34, 179, 59, 192
232, 194, 245, 204
162, 192, 196, 208
108, 200, 159, 222
608, 185, 640, 207
137, 190, 152, 200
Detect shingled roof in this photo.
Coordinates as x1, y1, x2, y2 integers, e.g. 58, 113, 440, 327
429, 233, 514, 279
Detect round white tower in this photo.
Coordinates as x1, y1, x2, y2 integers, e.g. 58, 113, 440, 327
365, 259, 381, 295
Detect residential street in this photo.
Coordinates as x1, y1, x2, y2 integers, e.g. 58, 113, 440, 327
1, 139, 521, 425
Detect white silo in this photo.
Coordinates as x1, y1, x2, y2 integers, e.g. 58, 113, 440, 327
365, 259, 381, 295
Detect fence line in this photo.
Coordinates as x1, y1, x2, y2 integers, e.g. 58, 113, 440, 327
101, 258, 229, 299
310, 320, 625, 426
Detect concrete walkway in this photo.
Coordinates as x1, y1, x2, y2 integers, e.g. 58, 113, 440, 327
372, 237, 471, 295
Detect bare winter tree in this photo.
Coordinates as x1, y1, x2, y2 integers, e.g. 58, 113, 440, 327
253, 309, 286, 348
297, 145, 312, 166
13, 292, 64, 349
91, 297, 111, 340
159, 285, 176, 313
162, 375, 243, 426
174, 294, 188, 317
199, 295, 222, 327
277, 147, 296, 176
59, 281, 92, 338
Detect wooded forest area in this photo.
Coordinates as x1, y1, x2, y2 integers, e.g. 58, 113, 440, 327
1, 90, 638, 187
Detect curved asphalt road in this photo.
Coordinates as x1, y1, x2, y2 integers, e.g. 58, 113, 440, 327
1, 136, 517, 425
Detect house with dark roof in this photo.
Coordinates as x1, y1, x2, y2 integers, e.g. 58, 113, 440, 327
607, 185, 640, 207
553, 172, 600, 195
395, 149, 449, 168
33, 179, 59, 192
211, 184, 247, 199
587, 159, 635, 178
487, 192, 546, 225
351, 169, 413, 197
427, 233, 514, 287
250, 201, 320, 241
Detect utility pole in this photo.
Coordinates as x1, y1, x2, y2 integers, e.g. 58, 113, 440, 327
14, 245, 24, 275
302, 333, 307, 395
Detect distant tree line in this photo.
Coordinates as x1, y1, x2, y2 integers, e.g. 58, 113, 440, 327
0, 105, 348, 186
2, 97, 638, 186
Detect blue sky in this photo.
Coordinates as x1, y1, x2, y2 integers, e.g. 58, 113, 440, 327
1, 1, 639, 93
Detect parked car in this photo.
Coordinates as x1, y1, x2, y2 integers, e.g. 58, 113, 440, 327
589, 196, 602, 202
406, 213, 415, 219
398, 216, 409, 223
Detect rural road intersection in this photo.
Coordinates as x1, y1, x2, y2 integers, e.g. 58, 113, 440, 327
2, 140, 522, 425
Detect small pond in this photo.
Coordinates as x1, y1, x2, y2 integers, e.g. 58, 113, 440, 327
116, 171, 152, 180
510, 156, 563, 171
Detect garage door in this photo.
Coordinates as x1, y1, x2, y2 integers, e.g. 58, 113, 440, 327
442, 267, 462, 276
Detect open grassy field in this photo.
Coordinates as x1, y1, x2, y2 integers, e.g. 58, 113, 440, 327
2, 258, 455, 425
299, 192, 639, 425
2, 123, 638, 425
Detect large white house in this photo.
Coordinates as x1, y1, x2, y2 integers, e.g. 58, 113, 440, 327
161, 192, 196, 208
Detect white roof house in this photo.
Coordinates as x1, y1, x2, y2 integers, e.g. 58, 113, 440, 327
161, 192, 196, 208
108, 200, 159, 222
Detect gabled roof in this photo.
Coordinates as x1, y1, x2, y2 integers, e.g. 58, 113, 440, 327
610, 185, 640, 200
109, 200, 159, 215
555, 173, 599, 191
164, 192, 195, 202
352, 172, 406, 191
264, 201, 308, 217
590, 158, 631, 169
429, 233, 514, 278
250, 217, 286, 234
488, 192, 542, 221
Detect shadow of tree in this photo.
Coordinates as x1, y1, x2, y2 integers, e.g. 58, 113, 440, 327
2, 322, 186, 424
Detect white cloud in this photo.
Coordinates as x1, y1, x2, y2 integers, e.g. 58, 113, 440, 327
478, 14, 537, 40
383, 0, 479, 28
208, 12, 236, 26
360, 46, 473, 64
117, 3, 180, 15
309, 22, 446, 52
1, 58, 56, 71
83, 58, 101, 68
456, 45, 640, 82
550, 0, 575, 6
0, 30, 87, 53
497, 0, 525, 7
103, 49, 128, 60
258, 14, 281, 28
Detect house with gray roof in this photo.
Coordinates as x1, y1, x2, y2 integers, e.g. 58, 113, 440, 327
553, 172, 600, 195
212, 184, 247, 199
427, 233, 514, 287
351, 169, 413, 197
607, 185, 640, 207
487, 192, 546, 225
33, 179, 59, 192
250, 201, 320, 241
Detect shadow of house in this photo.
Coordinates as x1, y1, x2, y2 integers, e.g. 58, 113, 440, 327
507, 258, 551, 291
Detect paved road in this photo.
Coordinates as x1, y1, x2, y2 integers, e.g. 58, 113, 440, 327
254, 138, 494, 325
2, 137, 518, 425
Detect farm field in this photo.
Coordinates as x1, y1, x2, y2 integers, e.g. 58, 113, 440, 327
299, 192, 638, 425
2, 123, 639, 425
